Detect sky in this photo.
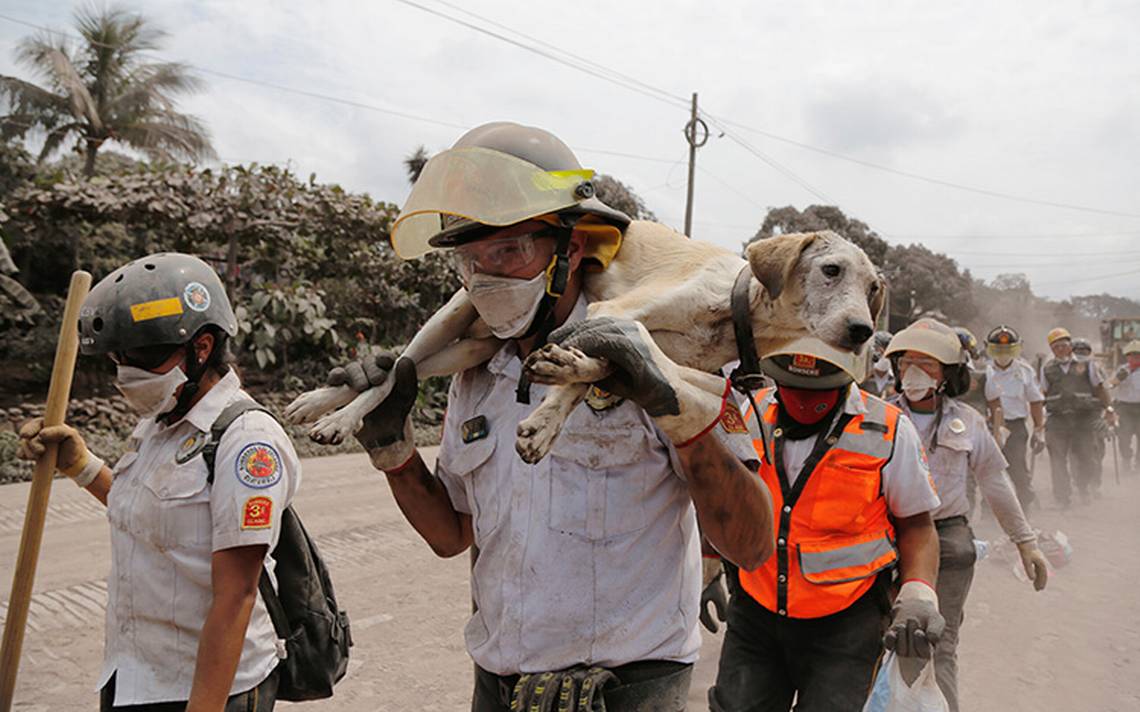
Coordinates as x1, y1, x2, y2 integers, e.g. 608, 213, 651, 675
2, 0, 1139, 301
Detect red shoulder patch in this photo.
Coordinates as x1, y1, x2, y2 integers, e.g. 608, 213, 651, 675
720, 402, 749, 434
242, 496, 273, 530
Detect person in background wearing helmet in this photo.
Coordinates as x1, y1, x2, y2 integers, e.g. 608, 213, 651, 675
1110, 340, 1140, 474
709, 339, 942, 712
16, 254, 295, 711
331, 122, 773, 711
885, 319, 1048, 712
983, 326, 1046, 509
1039, 328, 1115, 507
858, 329, 895, 397
1072, 337, 1109, 483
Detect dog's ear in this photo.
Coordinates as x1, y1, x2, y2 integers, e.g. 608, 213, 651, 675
869, 275, 886, 322
745, 232, 818, 300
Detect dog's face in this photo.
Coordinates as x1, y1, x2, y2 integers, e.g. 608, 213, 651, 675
746, 230, 884, 353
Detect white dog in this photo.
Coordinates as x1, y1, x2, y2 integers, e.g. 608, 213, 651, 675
285, 223, 883, 463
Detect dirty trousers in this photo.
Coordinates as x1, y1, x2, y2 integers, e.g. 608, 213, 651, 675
472, 659, 692, 712
99, 666, 279, 711
1116, 402, 1140, 467
1001, 418, 1034, 507
933, 517, 977, 712
1045, 416, 1099, 504
708, 584, 887, 712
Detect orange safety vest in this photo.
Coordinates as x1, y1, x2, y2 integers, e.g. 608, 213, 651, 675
739, 387, 900, 619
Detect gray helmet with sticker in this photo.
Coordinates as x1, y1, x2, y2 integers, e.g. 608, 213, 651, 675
79, 252, 238, 356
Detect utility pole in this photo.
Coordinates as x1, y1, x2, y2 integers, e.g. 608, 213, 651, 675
683, 92, 709, 238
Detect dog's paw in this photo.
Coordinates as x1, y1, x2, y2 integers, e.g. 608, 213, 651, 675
308, 409, 362, 445
524, 344, 609, 386
515, 411, 563, 464
285, 386, 353, 424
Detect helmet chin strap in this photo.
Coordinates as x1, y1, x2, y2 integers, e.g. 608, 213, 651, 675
515, 224, 575, 404
160, 342, 208, 424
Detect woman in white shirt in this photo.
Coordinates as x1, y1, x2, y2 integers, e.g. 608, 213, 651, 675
18, 253, 298, 712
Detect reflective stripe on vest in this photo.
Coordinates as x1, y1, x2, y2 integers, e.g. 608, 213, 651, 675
740, 387, 899, 619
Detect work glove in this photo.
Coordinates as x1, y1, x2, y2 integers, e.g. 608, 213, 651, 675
327, 352, 396, 393
1030, 428, 1046, 454
17, 418, 104, 487
542, 317, 729, 445
328, 353, 419, 472
700, 557, 729, 634
1017, 540, 1049, 591
885, 580, 944, 660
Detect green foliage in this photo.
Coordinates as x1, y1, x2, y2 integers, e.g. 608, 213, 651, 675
235, 281, 341, 375
0, 5, 214, 176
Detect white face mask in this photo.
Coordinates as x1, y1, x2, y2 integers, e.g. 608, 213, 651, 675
1073, 353, 1090, 363
994, 355, 1014, 368
115, 363, 187, 418
465, 271, 548, 339
901, 367, 939, 402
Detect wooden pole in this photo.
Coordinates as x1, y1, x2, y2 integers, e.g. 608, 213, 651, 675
0, 270, 92, 711
682, 92, 708, 239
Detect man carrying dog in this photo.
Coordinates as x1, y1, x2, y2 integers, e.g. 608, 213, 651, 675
333, 122, 774, 711
709, 339, 942, 712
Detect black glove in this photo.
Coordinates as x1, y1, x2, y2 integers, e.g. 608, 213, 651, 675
327, 352, 396, 393
700, 570, 729, 634
544, 316, 681, 418
354, 357, 419, 470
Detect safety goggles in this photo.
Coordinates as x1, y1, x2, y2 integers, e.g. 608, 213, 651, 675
896, 353, 943, 374
109, 343, 182, 371
452, 231, 557, 282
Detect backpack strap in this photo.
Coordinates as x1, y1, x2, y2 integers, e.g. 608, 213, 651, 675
200, 397, 292, 645
202, 398, 276, 485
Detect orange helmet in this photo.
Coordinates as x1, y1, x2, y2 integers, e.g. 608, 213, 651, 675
1046, 327, 1072, 346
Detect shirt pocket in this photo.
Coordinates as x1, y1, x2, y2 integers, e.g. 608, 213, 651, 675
440, 436, 499, 537
928, 433, 971, 496
805, 459, 883, 535
547, 410, 654, 541
141, 460, 212, 549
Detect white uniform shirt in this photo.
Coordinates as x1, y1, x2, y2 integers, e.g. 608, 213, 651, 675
774, 385, 940, 518
99, 371, 300, 705
984, 359, 1044, 420
1113, 366, 1140, 403
891, 396, 1034, 542
435, 297, 758, 676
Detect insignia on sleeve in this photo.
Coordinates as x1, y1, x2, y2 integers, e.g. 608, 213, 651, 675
235, 442, 282, 488
719, 402, 749, 434
584, 385, 624, 412
241, 496, 273, 530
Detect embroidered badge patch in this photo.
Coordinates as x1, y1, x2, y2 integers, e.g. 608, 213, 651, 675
183, 281, 211, 312
235, 442, 282, 488
584, 385, 624, 412
241, 496, 273, 529
719, 402, 749, 434
175, 431, 208, 464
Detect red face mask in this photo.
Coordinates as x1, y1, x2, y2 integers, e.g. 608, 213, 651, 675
777, 386, 841, 424
1128, 354, 1140, 371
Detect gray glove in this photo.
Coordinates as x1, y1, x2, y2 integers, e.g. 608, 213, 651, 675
884, 581, 945, 660
1030, 428, 1046, 454
700, 559, 729, 634
327, 352, 396, 393
353, 356, 419, 471
545, 317, 681, 417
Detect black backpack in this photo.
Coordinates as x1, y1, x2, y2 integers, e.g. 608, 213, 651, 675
202, 398, 352, 702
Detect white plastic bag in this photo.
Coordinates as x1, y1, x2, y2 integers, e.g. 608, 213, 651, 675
863, 651, 949, 712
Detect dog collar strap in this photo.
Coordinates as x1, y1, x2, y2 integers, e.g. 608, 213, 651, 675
729, 264, 765, 392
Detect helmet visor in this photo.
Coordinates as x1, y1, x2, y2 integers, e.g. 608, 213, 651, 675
391, 147, 594, 259
986, 342, 1022, 361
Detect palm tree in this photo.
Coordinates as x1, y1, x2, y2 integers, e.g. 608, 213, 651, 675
0, 5, 215, 177
404, 145, 429, 184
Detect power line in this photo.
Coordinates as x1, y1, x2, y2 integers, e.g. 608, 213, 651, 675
704, 112, 1140, 220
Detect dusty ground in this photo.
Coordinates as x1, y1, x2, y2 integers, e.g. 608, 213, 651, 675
2, 449, 1138, 711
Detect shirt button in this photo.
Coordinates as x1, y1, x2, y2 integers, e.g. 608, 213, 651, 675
120, 621, 129, 633
777, 538, 786, 546
782, 505, 792, 514
159, 487, 169, 497
778, 574, 787, 583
